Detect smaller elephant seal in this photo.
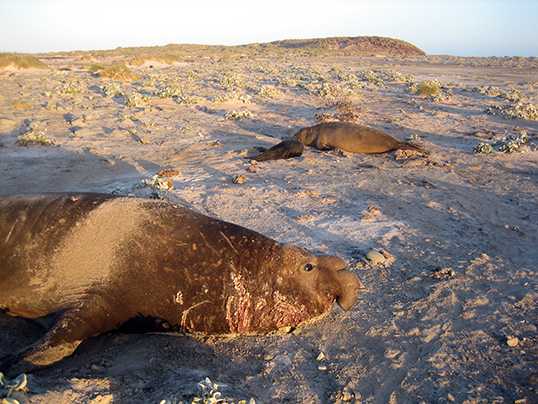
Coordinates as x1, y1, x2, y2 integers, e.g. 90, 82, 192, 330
0, 193, 362, 375
294, 122, 427, 154
251, 138, 304, 161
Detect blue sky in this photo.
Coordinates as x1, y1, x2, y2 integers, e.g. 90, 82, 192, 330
0, 0, 536, 57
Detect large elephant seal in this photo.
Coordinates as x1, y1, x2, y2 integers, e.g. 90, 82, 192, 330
0, 193, 362, 374
251, 139, 304, 161
294, 122, 427, 154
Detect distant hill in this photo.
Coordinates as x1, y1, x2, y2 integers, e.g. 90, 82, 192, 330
251, 36, 426, 56
44, 36, 425, 63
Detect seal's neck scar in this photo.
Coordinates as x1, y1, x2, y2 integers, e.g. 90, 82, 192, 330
4, 222, 16, 244
181, 300, 211, 332
196, 230, 220, 256
219, 231, 239, 257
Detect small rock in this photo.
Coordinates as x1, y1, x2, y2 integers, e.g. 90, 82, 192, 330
110, 129, 127, 136
0, 118, 18, 126
318, 365, 327, 371
507, 337, 519, 347
74, 128, 92, 136
139, 136, 151, 144
247, 166, 257, 173
232, 175, 246, 184
316, 352, 326, 361
366, 250, 387, 265
70, 117, 85, 126
341, 390, 354, 401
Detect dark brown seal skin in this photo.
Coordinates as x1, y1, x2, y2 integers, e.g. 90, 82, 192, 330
251, 139, 304, 161
0, 193, 362, 375
294, 122, 427, 154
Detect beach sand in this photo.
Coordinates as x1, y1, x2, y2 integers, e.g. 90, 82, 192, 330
1, 54, 537, 403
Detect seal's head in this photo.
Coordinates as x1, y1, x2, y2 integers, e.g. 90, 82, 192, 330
225, 243, 363, 333
293, 127, 317, 146
277, 244, 362, 312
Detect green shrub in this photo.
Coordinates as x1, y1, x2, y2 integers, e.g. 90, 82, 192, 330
15, 131, 55, 146
258, 85, 281, 98
225, 109, 253, 120
57, 81, 84, 94
100, 83, 123, 97
125, 92, 150, 107
485, 102, 538, 120
154, 87, 184, 98
473, 142, 494, 154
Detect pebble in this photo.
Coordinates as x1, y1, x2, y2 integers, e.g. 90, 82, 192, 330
507, 337, 519, 347
70, 117, 85, 126
340, 390, 353, 401
110, 129, 127, 136
73, 128, 92, 136
232, 175, 246, 184
366, 250, 387, 265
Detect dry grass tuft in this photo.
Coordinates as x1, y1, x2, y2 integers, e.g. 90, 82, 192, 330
0, 53, 49, 69
416, 80, 441, 96
89, 61, 138, 80
8, 100, 32, 109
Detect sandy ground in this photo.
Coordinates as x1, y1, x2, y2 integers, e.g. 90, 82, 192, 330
1, 55, 537, 404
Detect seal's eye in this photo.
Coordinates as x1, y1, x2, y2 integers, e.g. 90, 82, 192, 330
303, 263, 314, 272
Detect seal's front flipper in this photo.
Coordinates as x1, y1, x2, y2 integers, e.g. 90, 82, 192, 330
1, 304, 115, 375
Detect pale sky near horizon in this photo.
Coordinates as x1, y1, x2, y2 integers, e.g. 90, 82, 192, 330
0, 0, 536, 57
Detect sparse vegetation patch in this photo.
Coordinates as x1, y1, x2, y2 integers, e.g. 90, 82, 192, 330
485, 102, 538, 120
15, 130, 55, 146
211, 92, 251, 103
90, 61, 138, 80
8, 100, 32, 109
225, 109, 253, 120
258, 85, 281, 98
100, 83, 123, 97
154, 87, 185, 99
474, 132, 537, 153
57, 81, 84, 94
0, 53, 48, 70
125, 92, 151, 107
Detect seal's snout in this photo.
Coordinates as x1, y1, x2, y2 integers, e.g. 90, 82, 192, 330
334, 269, 363, 311
316, 255, 362, 311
